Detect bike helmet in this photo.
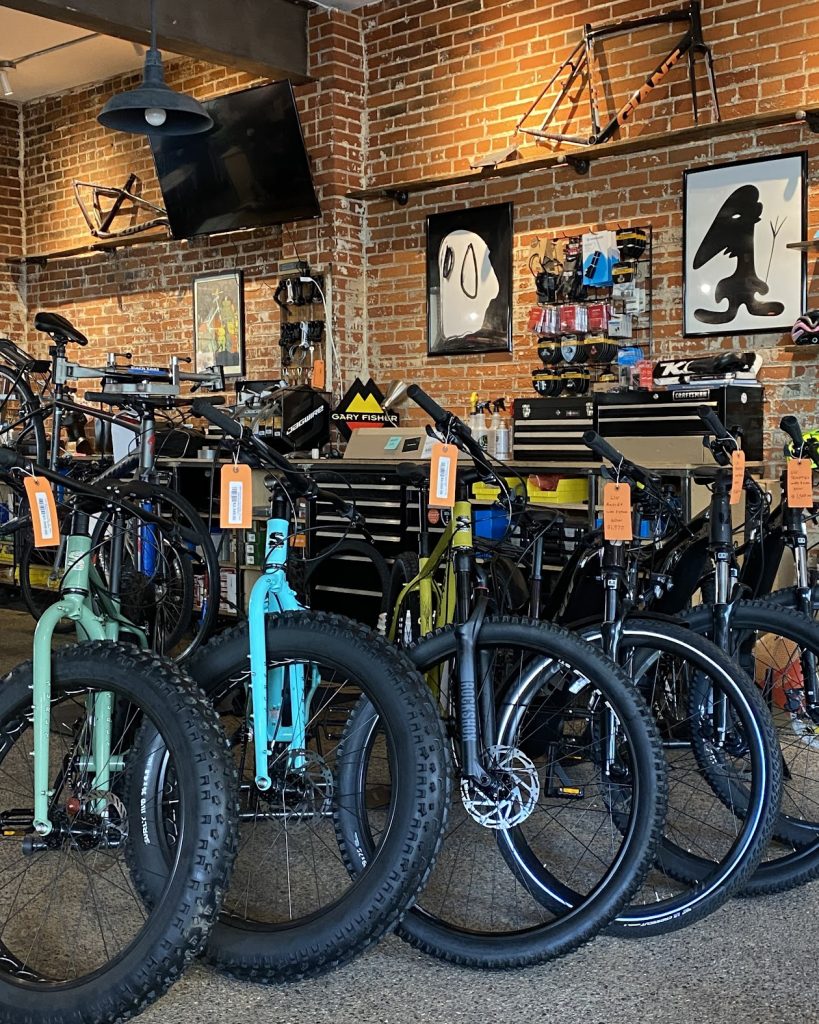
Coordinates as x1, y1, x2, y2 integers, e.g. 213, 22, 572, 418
791, 310, 819, 344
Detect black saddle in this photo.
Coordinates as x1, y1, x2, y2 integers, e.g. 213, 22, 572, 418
34, 311, 88, 347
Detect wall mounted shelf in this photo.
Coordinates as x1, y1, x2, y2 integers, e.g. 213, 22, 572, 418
348, 107, 819, 203
7, 229, 172, 267
786, 240, 819, 252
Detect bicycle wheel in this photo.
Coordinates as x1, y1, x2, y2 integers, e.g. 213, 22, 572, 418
386, 550, 421, 644
576, 619, 781, 935
91, 483, 218, 660
337, 616, 667, 968
181, 610, 449, 981
0, 641, 236, 1024
303, 539, 390, 628
0, 363, 46, 465
683, 599, 819, 894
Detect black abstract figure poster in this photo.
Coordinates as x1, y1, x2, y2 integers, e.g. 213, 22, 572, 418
427, 203, 513, 356
683, 154, 805, 337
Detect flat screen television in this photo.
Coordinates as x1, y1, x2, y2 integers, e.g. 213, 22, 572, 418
150, 81, 320, 238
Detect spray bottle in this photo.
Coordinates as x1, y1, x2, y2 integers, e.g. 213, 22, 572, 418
492, 398, 510, 461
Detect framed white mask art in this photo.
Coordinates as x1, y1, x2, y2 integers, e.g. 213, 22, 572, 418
426, 202, 513, 356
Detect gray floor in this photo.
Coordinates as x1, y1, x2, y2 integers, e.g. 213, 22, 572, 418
0, 603, 815, 1024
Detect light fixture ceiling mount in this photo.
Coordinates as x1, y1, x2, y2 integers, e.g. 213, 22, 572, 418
97, 0, 212, 136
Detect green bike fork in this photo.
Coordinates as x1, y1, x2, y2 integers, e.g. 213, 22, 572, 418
31, 530, 120, 834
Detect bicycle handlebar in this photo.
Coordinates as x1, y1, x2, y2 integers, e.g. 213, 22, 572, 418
191, 399, 366, 528
696, 405, 732, 443
0, 449, 200, 544
582, 430, 659, 489
405, 384, 498, 483
781, 415, 806, 450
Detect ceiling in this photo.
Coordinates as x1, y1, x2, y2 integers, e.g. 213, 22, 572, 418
0, 7, 158, 102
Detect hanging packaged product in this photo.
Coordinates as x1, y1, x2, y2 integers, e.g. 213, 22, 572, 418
617, 346, 644, 389
538, 341, 562, 365
581, 230, 618, 287
532, 368, 564, 398
527, 306, 547, 332
608, 312, 634, 338
586, 302, 611, 332
615, 227, 648, 261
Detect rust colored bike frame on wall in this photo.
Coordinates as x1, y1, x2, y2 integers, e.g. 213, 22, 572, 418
516, 0, 720, 147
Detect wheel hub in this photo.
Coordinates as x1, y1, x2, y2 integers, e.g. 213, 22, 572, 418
460, 745, 540, 830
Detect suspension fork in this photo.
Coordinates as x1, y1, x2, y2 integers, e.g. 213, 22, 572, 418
32, 512, 112, 833
600, 539, 626, 777
449, 499, 492, 786
709, 473, 735, 740
527, 530, 545, 619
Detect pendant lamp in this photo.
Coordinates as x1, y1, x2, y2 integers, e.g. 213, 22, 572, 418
98, 0, 212, 136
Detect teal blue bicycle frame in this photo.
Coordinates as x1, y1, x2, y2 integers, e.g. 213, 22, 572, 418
248, 514, 319, 790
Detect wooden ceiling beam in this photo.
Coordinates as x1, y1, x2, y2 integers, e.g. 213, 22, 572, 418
2, 0, 309, 82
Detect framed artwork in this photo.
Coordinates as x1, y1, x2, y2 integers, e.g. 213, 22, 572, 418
426, 202, 513, 356
683, 152, 806, 337
193, 270, 245, 376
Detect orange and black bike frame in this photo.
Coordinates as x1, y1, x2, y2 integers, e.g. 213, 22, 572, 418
516, 0, 720, 147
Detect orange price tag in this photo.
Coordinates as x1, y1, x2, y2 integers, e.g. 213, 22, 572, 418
428, 442, 457, 508
787, 457, 814, 509
312, 358, 326, 391
730, 449, 746, 505
603, 481, 632, 541
219, 463, 252, 529
23, 476, 60, 547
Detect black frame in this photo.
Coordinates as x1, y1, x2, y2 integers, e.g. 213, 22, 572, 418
193, 270, 245, 376
426, 202, 513, 357
682, 151, 807, 339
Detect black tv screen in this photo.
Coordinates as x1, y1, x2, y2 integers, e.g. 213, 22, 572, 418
150, 81, 320, 238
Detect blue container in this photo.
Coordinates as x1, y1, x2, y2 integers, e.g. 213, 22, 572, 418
474, 508, 511, 540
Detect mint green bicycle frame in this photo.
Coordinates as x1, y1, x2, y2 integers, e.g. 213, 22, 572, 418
31, 519, 146, 834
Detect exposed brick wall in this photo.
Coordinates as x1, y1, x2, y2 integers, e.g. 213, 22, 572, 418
0, 102, 25, 340
20, 8, 367, 392
1, 0, 818, 461
357, 0, 819, 457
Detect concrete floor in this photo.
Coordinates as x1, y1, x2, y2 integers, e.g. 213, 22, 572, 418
0, 601, 816, 1024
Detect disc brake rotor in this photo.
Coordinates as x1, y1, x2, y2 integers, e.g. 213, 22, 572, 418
460, 745, 540, 830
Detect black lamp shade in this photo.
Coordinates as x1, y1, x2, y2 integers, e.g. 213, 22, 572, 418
98, 49, 213, 136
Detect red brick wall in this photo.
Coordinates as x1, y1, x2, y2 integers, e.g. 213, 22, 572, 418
21, 8, 367, 392
0, 101, 25, 340
358, 0, 819, 454
2, 0, 819, 458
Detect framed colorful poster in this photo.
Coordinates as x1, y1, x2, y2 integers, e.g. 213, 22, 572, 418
193, 270, 245, 376
426, 202, 513, 356
683, 153, 806, 337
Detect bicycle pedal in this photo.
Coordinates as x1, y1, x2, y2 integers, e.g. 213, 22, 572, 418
550, 784, 585, 800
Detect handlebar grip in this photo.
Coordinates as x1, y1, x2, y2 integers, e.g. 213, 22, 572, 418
0, 447, 25, 469
191, 399, 243, 438
780, 415, 805, 449
697, 404, 729, 438
582, 430, 626, 466
406, 385, 448, 425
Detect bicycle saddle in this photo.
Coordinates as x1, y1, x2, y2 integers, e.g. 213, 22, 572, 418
34, 311, 88, 346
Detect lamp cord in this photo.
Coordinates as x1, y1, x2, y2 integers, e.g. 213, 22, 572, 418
150, 0, 157, 51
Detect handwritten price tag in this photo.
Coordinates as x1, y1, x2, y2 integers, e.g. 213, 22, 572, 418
219, 463, 252, 529
603, 482, 632, 541
729, 449, 746, 505
787, 457, 814, 509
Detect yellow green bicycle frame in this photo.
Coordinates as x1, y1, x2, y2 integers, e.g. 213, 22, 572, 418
388, 498, 473, 644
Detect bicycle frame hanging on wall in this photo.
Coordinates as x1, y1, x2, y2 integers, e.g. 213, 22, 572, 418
516, 0, 720, 147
